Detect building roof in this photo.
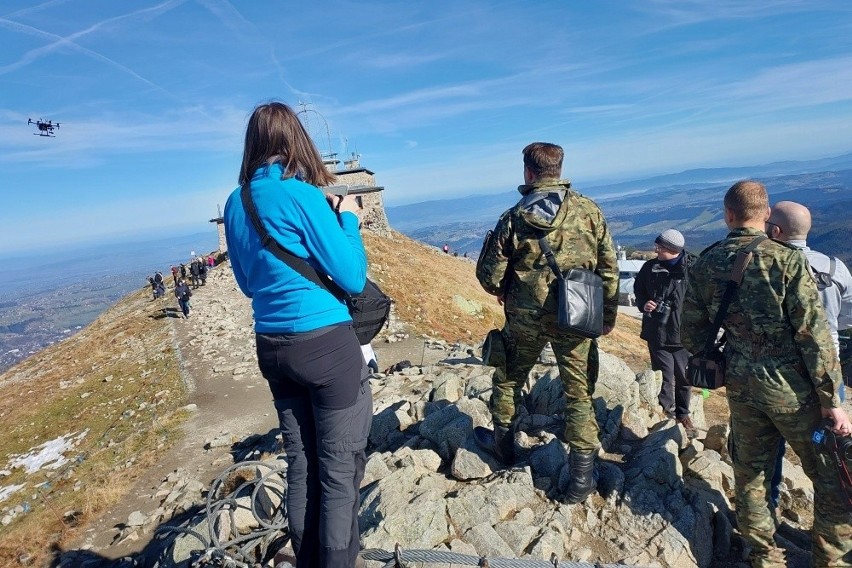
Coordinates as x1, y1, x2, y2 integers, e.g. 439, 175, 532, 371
325, 183, 384, 195
335, 167, 374, 176
618, 260, 645, 274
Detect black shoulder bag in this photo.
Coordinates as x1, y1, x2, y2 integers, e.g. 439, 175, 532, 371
239, 183, 391, 344
687, 236, 766, 389
536, 231, 604, 339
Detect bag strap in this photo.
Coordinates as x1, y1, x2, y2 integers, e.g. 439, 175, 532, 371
703, 235, 766, 353
239, 183, 349, 301
535, 230, 564, 281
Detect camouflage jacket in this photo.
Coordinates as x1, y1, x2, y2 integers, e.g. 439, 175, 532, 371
476, 179, 619, 328
681, 227, 842, 411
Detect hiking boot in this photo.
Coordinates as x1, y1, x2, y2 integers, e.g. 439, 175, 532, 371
678, 416, 699, 439
473, 424, 515, 464
565, 450, 597, 504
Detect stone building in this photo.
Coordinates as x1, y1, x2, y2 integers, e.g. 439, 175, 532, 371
209, 213, 227, 254
324, 153, 391, 236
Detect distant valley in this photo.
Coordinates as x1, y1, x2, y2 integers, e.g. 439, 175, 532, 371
0, 230, 218, 372
387, 152, 852, 264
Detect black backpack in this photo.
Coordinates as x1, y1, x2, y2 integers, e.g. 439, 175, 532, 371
239, 183, 391, 344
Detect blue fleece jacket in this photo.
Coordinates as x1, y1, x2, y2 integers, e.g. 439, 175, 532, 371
224, 163, 367, 333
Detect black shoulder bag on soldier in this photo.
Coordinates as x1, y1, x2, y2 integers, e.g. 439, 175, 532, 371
536, 230, 604, 339
240, 183, 391, 344
687, 236, 766, 389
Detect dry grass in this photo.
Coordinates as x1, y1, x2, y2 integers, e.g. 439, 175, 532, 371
0, 287, 189, 567
364, 231, 505, 343
365, 230, 650, 370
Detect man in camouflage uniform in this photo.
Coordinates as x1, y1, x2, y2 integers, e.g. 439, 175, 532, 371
681, 180, 852, 567
475, 142, 618, 504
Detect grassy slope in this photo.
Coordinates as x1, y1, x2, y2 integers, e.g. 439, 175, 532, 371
364, 231, 648, 370
0, 288, 190, 566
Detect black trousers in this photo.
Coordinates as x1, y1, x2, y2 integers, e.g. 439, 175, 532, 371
649, 345, 692, 418
256, 325, 371, 568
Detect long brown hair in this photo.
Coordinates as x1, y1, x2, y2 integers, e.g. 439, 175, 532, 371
238, 102, 336, 187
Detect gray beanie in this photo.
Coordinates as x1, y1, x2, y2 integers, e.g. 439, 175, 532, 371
655, 229, 685, 253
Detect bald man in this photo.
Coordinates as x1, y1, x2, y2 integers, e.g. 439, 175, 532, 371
765, 200, 852, 515
766, 201, 852, 362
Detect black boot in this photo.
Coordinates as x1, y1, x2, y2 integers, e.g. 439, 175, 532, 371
565, 450, 597, 504
474, 424, 515, 464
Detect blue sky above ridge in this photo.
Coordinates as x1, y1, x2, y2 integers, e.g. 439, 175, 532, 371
1, 0, 851, 251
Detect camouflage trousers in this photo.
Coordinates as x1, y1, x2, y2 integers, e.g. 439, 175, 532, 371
728, 399, 851, 568
490, 309, 600, 452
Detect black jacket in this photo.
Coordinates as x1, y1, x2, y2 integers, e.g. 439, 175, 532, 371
633, 252, 696, 348
175, 283, 192, 301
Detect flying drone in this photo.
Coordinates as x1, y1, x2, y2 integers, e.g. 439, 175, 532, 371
28, 118, 60, 137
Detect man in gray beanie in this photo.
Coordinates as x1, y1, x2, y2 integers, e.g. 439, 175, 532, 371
634, 228, 698, 437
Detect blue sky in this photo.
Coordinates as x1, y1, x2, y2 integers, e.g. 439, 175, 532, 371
2, 1, 851, 253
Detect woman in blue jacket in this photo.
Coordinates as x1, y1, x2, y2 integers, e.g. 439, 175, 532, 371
224, 102, 370, 568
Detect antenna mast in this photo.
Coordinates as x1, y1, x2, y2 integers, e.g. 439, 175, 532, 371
297, 101, 334, 159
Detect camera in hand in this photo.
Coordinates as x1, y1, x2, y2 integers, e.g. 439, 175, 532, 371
645, 298, 672, 326
323, 184, 367, 208
813, 419, 852, 509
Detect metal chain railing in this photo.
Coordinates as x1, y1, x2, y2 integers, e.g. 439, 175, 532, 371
150, 460, 632, 568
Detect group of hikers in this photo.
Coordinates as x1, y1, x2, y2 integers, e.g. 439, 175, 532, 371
147, 254, 217, 319
221, 101, 850, 568
170, 256, 214, 288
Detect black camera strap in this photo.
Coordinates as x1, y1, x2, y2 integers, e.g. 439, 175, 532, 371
239, 182, 350, 302
702, 236, 766, 354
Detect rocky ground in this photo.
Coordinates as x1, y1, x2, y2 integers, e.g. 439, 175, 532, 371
57, 262, 850, 568
61, 265, 453, 564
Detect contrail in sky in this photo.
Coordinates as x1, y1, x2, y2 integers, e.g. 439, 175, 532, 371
0, 0, 185, 96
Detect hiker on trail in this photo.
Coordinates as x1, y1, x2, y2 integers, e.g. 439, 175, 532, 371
633, 229, 698, 438
152, 271, 166, 299
764, 200, 852, 510
199, 257, 208, 285
208, 254, 215, 268
443, 243, 449, 254
682, 180, 851, 567
475, 142, 619, 504
180, 263, 187, 280
147, 276, 159, 300
170, 265, 179, 285
224, 101, 369, 568
174, 279, 192, 319
190, 258, 202, 288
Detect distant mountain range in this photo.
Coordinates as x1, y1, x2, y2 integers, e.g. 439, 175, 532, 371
387, 152, 852, 264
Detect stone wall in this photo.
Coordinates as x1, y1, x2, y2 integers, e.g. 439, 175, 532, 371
335, 169, 391, 236
216, 221, 227, 253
